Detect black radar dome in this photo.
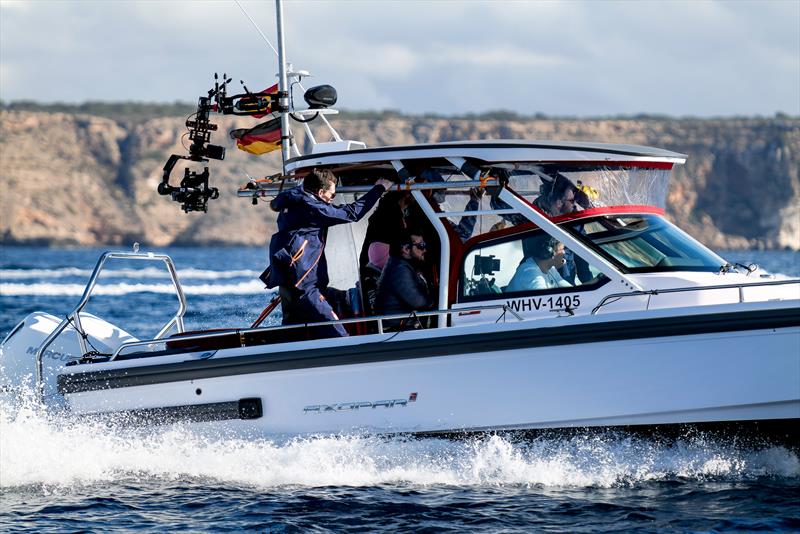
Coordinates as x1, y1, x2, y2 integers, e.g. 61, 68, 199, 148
304, 85, 338, 109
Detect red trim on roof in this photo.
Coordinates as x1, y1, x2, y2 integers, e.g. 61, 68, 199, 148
553, 204, 665, 223
549, 161, 675, 169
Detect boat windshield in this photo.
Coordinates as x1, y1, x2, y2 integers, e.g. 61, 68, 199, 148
566, 214, 725, 273
501, 163, 671, 209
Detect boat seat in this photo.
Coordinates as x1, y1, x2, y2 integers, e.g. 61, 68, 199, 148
165, 327, 300, 351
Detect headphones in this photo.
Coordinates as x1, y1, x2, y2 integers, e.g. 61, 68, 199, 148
529, 236, 558, 261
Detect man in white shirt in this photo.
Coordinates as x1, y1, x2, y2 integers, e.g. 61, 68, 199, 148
506, 236, 573, 292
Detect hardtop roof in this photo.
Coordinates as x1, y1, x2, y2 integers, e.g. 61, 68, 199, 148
286, 139, 687, 172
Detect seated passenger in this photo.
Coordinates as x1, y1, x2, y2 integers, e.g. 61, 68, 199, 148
506, 236, 573, 292
361, 241, 390, 315
374, 230, 433, 330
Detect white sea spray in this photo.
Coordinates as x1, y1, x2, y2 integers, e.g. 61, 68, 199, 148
1, 387, 797, 491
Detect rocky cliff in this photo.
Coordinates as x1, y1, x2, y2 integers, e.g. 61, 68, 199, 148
1, 110, 798, 250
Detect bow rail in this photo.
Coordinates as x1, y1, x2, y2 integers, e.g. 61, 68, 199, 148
34, 251, 187, 397
591, 278, 800, 315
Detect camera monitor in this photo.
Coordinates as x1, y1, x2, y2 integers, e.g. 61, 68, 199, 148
473, 255, 501, 276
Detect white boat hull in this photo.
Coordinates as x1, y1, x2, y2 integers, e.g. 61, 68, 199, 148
55, 302, 800, 436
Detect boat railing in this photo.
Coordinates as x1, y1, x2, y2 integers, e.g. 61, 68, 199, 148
108, 303, 524, 361
35, 250, 187, 394
238, 178, 500, 199
591, 278, 800, 315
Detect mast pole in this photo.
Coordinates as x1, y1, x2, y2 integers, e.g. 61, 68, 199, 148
275, 0, 291, 173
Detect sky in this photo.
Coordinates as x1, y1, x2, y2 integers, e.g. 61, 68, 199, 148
1, 0, 798, 117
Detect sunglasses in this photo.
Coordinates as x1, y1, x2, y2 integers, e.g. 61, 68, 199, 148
411, 241, 427, 250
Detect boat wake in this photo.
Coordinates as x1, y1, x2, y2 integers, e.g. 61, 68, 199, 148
0, 267, 262, 280
0, 280, 267, 296
2, 389, 798, 491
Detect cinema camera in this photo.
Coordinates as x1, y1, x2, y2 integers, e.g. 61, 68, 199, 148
159, 103, 223, 213
473, 255, 501, 276
159, 73, 342, 212
159, 73, 286, 212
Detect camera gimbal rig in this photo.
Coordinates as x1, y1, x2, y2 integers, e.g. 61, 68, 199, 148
159, 74, 286, 212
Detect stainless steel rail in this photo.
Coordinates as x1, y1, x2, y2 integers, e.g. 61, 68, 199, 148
590, 278, 800, 315
35, 251, 187, 398
237, 179, 500, 198
109, 304, 524, 360
434, 208, 518, 218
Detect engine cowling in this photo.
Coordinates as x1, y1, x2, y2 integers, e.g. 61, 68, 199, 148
0, 312, 137, 404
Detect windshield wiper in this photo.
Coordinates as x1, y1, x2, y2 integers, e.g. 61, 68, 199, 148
719, 262, 758, 274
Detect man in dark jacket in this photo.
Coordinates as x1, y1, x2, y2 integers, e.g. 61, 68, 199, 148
267, 168, 392, 338
374, 230, 433, 331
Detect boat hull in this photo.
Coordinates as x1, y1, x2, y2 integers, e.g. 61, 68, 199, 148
57, 304, 800, 437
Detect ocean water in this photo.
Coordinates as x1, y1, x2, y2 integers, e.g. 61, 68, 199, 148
1, 246, 798, 532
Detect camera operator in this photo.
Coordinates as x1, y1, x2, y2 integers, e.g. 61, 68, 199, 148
266, 169, 392, 339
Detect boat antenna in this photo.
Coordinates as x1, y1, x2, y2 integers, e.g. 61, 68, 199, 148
233, 0, 346, 172
275, 0, 291, 173
233, 0, 279, 56
233, 0, 290, 173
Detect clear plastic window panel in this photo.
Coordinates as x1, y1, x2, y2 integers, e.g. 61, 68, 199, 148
501, 164, 671, 210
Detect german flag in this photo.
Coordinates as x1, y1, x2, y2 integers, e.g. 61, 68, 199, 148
230, 117, 282, 155
247, 84, 279, 118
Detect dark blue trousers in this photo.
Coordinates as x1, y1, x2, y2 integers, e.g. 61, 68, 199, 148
280, 286, 348, 339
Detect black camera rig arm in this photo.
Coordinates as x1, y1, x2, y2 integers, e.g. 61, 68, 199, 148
159, 154, 220, 213
159, 74, 287, 213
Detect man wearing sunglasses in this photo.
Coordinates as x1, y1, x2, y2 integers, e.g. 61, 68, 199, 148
532, 174, 593, 285
374, 230, 433, 330
267, 168, 393, 338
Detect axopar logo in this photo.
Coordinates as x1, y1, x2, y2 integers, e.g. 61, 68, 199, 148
304, 392, 418, 414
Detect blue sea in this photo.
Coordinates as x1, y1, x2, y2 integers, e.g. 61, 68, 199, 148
1, 246, 799, 532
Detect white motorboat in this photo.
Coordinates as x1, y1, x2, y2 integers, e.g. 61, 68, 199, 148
1, 2, 798, 439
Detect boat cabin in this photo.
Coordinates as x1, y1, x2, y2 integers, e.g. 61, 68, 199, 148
238, 140, 734, 335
